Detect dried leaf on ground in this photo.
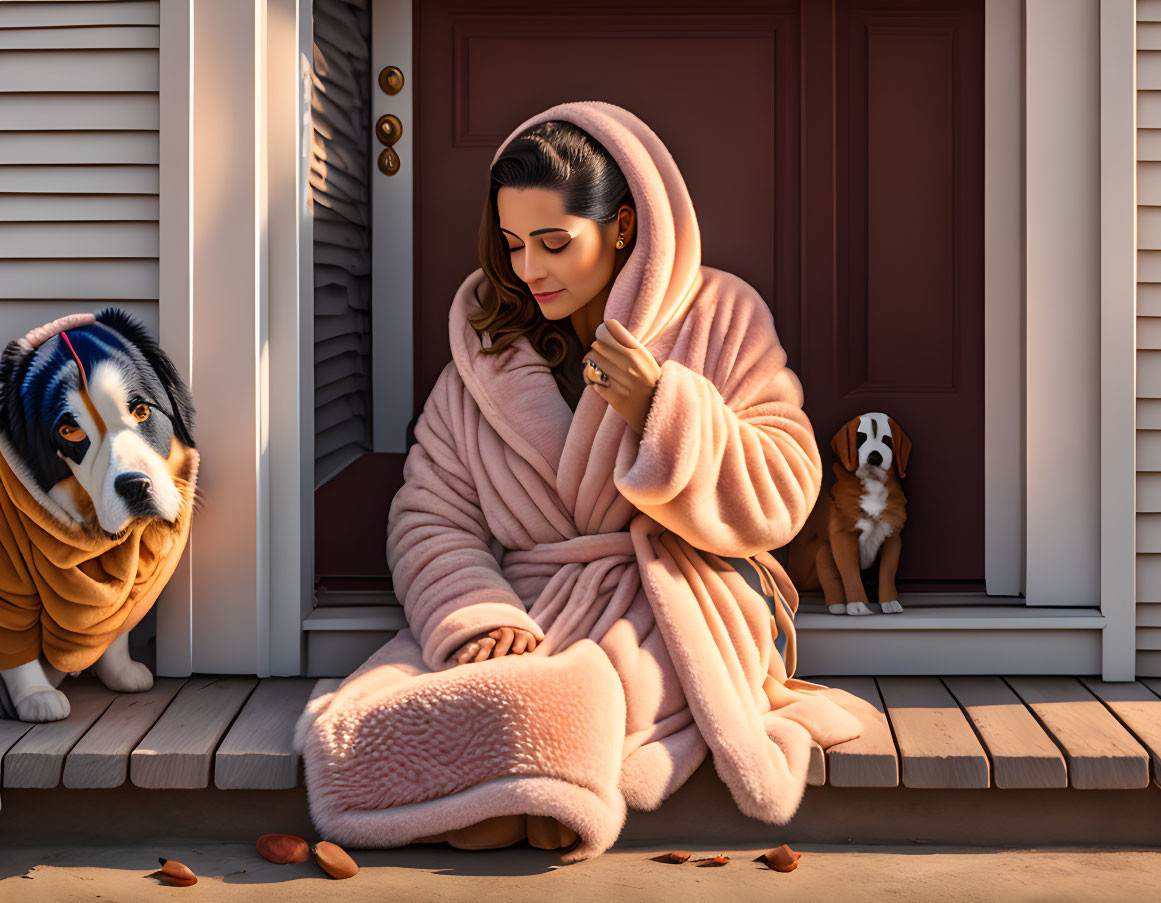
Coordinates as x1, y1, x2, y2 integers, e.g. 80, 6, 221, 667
313, 841, 359, 879
257, 834, 311, 864
758, 844, 801, 872
155, 858, 197, 886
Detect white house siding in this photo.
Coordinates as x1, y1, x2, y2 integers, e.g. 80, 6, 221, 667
0, 1, 161, 340
1138, 0, 1161, 676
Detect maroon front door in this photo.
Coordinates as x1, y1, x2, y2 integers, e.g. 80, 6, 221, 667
316, 0, 985, 594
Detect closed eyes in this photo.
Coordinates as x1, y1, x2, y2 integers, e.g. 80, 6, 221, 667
507, 240, 570, 255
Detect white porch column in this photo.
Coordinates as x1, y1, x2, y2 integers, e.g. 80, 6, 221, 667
1024, 0, 1102, 608
185, 0, 270, 672
157, 0, 311, 677
1100, 0, 1138, 680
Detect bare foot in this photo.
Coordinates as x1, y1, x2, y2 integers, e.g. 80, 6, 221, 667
446, 814, 528, 850
527, 815, 579, 850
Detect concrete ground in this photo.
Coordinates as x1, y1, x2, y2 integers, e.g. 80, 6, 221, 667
2, 842, 1160, 902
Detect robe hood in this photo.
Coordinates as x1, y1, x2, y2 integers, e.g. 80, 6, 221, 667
488, 100, 704, 349
449, 101, 710, 483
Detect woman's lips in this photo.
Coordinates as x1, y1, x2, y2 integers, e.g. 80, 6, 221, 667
533, 289, 564, 302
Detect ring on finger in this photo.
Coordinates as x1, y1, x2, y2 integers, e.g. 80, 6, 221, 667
583, 359, 609, 385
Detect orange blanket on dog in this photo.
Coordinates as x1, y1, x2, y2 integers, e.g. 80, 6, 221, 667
0, 444, 198, 672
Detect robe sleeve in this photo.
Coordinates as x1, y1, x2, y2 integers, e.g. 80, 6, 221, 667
613, 284, 822, 559
387, 362, 544, 671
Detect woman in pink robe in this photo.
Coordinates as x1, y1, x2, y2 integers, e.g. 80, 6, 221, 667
296, 101, 866, 862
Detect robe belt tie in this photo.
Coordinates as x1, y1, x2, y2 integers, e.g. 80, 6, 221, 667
501, 531, 637, 568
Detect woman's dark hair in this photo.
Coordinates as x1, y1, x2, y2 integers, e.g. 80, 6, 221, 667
473, 120, 635, 409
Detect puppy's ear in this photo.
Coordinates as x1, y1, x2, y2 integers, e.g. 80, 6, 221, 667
888, 416, 911, 479
829, 418, 858, 472
94, 307, 196, 449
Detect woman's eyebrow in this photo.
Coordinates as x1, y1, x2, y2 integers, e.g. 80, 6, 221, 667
500, 227, 569, 238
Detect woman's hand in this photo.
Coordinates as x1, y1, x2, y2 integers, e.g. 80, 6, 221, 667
582, 318, 661, 437
453, 627, 539, 665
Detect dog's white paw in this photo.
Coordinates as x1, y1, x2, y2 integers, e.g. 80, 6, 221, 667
93, 659, 154, 693
14, 686, 71, 723
879, 599, 904, 614
827, 603, 848, 615
846, 601, 874, 616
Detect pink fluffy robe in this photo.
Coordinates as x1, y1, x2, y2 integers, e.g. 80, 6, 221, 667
296, 101, 865, 862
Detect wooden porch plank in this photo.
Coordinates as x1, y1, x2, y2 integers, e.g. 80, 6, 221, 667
0, 719, 36, 787
942, 676, 1067, 788
61, 678, 186, 788
876, 677, 989, 788
1005, 677, 1150, 789
130, 677, 257, 789
807, 741, 825, 786
215, 678, 316, 789
3, 681, 118, 788
1079, 678, 1161, 789
811, 676, 898, 787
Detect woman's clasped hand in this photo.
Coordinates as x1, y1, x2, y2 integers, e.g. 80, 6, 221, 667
453, 626, 540, 665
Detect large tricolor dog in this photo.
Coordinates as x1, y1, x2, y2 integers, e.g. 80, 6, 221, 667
0, 309, 198, 723
786, 412, 911, 616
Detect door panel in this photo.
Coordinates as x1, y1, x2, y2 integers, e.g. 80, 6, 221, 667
825, 0, 985, 588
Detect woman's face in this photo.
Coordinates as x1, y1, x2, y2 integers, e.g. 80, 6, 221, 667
497, 186, 632, 319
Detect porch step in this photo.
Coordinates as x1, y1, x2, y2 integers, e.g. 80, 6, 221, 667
2, 767, 1160, 850
1, 676, 316, 791
1, 675, 1158, 797
301, 602, 1108, 676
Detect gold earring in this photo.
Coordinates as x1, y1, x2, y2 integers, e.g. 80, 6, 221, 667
616, 235, 625, 249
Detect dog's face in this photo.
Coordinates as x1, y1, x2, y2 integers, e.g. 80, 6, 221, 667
0, 309, 196, 539
830, 412, 910, 479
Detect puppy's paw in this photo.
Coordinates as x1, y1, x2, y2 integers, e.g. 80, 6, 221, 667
827, 603, 848, 615
879, 599, 904, 614
846, 601, 874, 616
93, 659, 154, 693
14, 686, 71, 723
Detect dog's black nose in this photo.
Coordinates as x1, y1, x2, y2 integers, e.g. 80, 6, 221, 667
867, 451, 883, 465
115, 471, 152, 504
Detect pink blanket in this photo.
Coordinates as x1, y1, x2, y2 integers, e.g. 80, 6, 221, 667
296, 101, 864, 861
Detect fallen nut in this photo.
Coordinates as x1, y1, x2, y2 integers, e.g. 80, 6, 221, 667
257, 833, 310, 864
157, 858, 197, 886
662, 851, 691, 864
313, 841, 359, 879
760, 844, 801, 872
697, 855, 730, 867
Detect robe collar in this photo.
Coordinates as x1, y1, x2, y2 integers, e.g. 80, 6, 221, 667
449, 269, 583, 484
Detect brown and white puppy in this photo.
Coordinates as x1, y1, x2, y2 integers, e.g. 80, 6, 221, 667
786, 413, 910, 616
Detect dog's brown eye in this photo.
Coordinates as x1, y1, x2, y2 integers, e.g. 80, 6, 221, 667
132, 403, 150, 423
59, 423, 86, 442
